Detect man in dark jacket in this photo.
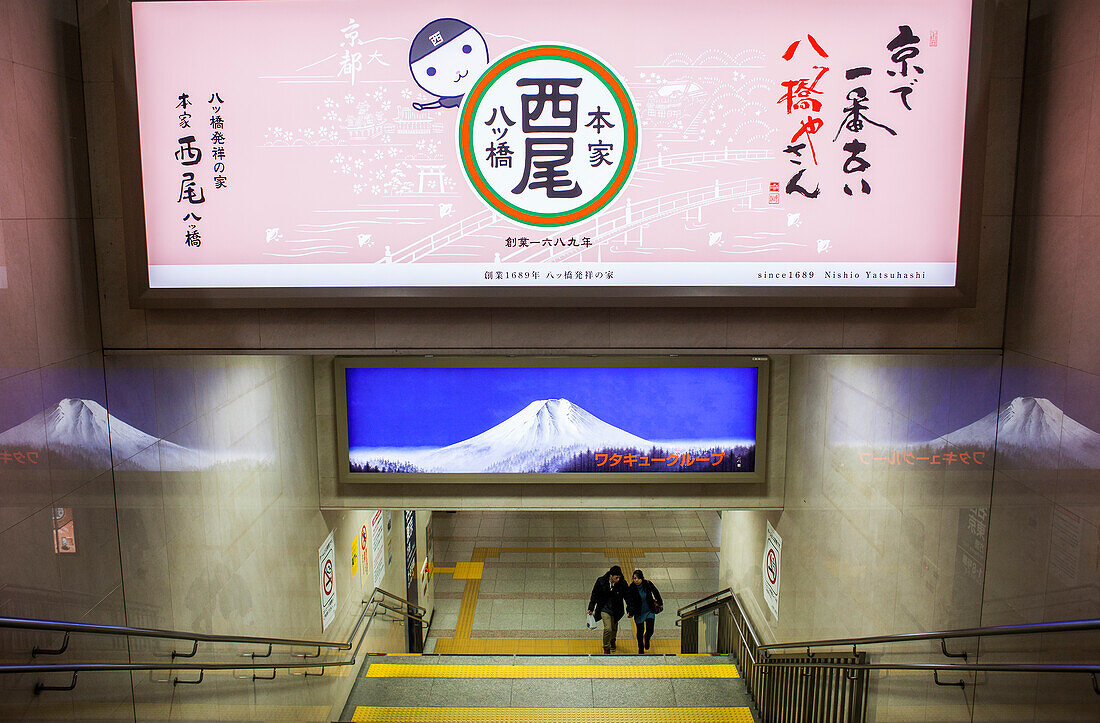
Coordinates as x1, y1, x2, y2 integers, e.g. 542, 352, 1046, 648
587, 565, 629, 653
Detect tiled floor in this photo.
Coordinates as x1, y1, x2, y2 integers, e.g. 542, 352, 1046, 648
425, 511, 722, 655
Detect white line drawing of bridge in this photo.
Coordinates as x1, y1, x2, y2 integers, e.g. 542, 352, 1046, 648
506, 178, 767, 264
382, 209, 497, 263
377, 150, 773, 264
635, 148, 773, 171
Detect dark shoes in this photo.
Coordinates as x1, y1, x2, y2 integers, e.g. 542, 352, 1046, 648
603, 646, 611, 654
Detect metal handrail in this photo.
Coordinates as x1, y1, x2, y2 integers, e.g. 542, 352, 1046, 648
0, 587, 422, 690
757, 618, 1100, 652
677, 586, 1100, 714
676, 588, 1100, 659
0, 617, 352, 651
756, 660, 1100, 674
725, 591, 761, 649
723, 600, 757, 666
677, 587, 735, 617
370, 588, 427, 617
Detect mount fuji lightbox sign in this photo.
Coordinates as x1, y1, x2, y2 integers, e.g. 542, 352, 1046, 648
120, 0, 987, 307
334, 356, 769, 484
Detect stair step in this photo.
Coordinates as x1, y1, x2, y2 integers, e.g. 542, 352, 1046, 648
367, 664, 740, 679
351, 706, 755, 722
431, 638, 682, 654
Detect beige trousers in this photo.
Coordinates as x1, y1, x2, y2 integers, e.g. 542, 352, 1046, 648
600, 611, 618, 649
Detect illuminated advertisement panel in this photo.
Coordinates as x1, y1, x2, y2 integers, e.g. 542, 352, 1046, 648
131, 1, 974, 298
336, 357, 768, 483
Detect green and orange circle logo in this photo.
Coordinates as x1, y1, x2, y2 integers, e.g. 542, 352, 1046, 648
458, 45, 638, 228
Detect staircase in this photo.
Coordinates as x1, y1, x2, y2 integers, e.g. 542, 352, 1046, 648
339, 654, 758, 722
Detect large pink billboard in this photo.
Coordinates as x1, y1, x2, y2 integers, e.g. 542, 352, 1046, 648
132, 0, 973, 291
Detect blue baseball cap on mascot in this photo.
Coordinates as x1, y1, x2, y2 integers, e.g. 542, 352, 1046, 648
408, 18, 489, 110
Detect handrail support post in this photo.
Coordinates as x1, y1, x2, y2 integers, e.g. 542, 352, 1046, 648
32, 632, 70, 657
293, 666, 325, 677
940, 638, 968, 661
933, 670, 966, 690
173, 670, 204, 686
242, 643, 272, 660
172, 640, 198, 659
34, 672, 77, 694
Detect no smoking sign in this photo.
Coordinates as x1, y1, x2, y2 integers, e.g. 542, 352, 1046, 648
762, 521, 782, 619
318, 531, 337, 631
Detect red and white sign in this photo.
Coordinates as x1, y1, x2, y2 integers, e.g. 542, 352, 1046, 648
359, 522, 370, 592
318, 531, 337, 630
370, 510, 386, 592
762, 520, 782, 619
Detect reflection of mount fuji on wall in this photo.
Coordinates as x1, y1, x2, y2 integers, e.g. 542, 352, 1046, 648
934, 397, 1100, 468
354, 399, 654, 473
0, 398, 248, 471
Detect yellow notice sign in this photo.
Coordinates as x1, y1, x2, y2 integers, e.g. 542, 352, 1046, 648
351, 535, 359, 578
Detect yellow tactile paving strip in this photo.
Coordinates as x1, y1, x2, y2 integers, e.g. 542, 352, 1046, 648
432, 637, 682, 655
352, 707, 754, 722
454, 549, 498, 639
367, 664, 739, 679
453, 561, 485, 579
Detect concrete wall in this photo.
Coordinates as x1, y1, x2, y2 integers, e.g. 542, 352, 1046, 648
104, 353, 410, 722
974, 1, 1100, 720
721, 353, 1004, 722
0, 1, 124, 719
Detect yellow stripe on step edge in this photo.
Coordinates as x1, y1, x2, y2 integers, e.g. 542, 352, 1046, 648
366, 664, 739, 679
352, 707, 755, 723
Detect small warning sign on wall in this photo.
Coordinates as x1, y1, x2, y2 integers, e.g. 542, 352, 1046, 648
762, 521, 782, 620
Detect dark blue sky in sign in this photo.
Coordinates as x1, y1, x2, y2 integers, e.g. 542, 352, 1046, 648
345, 365, 760, 448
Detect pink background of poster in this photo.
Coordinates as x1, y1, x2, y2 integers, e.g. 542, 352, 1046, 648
132, 0, 972, 288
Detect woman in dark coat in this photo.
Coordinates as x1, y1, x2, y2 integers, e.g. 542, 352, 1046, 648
625, 569, 664, 654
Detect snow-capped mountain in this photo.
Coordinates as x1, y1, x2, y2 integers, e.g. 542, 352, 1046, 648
939, 397, 1100, 467
355, 398, 655, 473
0, 398, 226, 471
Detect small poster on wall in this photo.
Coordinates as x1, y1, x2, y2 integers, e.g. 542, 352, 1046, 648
318, 531, 338, 631
762, 521, 782, 619
52, 507, 76, 554
384, 511, 394, 565
370, 510, 386, 592
359, 520, 370, 594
